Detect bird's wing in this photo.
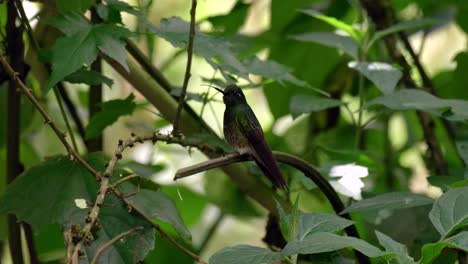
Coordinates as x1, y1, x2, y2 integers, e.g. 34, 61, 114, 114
235, 105, 287, 189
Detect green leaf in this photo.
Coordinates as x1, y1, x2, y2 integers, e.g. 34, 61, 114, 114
429, 186, 468, 238
207, 2, 250, 34
148, 17, 249, 80
64, 68, 114, 87
289, 195, 300, 242
85, 94, 137, 139
368, 19, 438, 49
242, 57, 310, 89
341, 192, 433, 214
276, 200, 290, 241
375, 230, 416, 264
0, 153, 155, 262
204, 169, 262, 217
55, 0, 95, 14
291, 32, 359, 59
162, 185, 207, 228
364, 89, 468, 121
47, 28, 98, 91
290, 95, 343, 118
420, 231, 468, 264
456, 141, 468, 167
84, 204, 155, 263
297, 214, 353, 240
209, 245, 282, 264
300, 9, 362, 42
348, 61, 402, 95
0, 155, 100, 228
282, 232, 390, 258
97, 0, 141, 24
47, 12, 91, 35
119, 179, 192, 241
47, 13, 132, 91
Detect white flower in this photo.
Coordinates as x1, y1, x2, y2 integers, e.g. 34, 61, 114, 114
329, 163, 368, 200
74, 199, 88, 209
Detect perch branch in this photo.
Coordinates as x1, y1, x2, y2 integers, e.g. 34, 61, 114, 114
172, 0, 197, 134
175, 151, 369, 264
91, 226, 144, 264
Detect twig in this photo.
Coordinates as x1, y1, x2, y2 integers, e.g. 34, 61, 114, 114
57, 83, 86, 139
0, 55, 99, 176
198, 212, 224, 253
172, 0, 197, 134
91, 226, 144, 264
111, 174, 139, 189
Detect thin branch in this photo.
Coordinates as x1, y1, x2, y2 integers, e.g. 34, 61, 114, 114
198, 212, 224, 254
172, 0, 197, 134
0, 55, 99, 176
91, 226, 144, 264
111, 174, 139, 189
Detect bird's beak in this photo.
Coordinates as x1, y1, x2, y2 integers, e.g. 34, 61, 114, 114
212, 87, 225, 94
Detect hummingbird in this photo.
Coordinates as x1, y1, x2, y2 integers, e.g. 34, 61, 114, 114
213, 84, 288, 190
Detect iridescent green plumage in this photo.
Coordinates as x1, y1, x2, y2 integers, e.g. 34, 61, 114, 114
219, 85, 287, 190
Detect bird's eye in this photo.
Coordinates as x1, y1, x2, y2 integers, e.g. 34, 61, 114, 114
236, 92, 242, 98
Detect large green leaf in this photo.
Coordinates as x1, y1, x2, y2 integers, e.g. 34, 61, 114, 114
368, 19, 437, 49
85, 94, 137, 139
348, 61, 402, 95
291, 32, 358, 59
148, 17, 249, 80
297, 213, 353, 240
420, 231, 468, 264
84, 204, 155, 263
120, 179, 191, 241
242, 57, 310, 89
0, 154, 156, 262
209, 245, 282, 264
46, 13, 132, 91
429, 186, 468, 238
282, 232, 390, 258
364, 89, 468, 121
341, 192, 433, 214
375, 231, 416, 264
290, 94, 343, 118
0, 155, 101, 228
64, 68, 113, 87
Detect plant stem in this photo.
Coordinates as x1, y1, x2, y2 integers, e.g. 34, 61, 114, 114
198, 212, 224, 254
173, 0, 197, 134
6, 1, 25, 263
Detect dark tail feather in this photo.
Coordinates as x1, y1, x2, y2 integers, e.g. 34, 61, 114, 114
254, 157, 288, 190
